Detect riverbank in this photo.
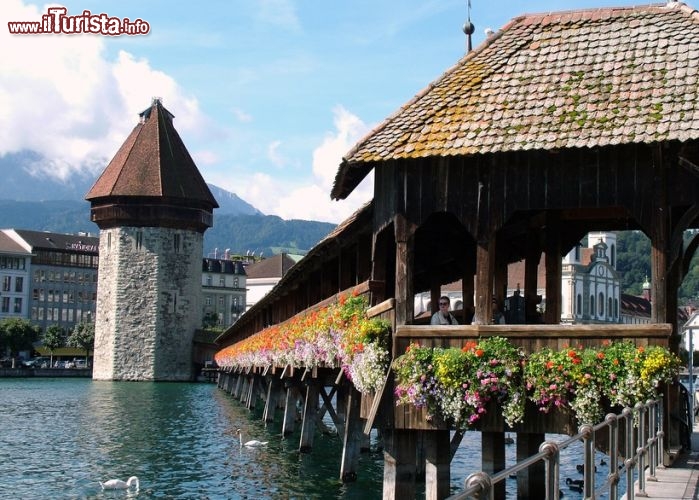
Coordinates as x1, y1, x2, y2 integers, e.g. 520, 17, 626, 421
0, 367, 91, 378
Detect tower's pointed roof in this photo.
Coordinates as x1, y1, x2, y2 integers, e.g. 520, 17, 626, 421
86, 98, 218, 209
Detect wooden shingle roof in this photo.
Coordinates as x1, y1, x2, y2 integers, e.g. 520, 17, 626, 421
86, 99, 218, 208
332, 2, 699, 199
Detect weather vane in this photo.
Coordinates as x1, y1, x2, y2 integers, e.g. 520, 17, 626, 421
463, 0, 475, 53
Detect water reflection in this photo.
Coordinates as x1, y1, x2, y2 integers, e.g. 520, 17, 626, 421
0, 379, 619, 499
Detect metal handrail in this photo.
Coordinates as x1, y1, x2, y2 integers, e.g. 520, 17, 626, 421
447, 398, 664, 500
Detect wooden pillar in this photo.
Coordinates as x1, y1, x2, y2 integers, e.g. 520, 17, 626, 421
282, 385, 299, 436
300, 382, 318, 452
482, 431, 506, 500
544, 222, 562, 324
524, 245, 542, 324
371, 229, 389, 305
474, 237, 495, 324
263, 377, 280, 424
340, 387, 363, 482
394, 214, 415, 326
516, 432, 545, 499
383, 429, 417, 500
425, 430, 450, 500
494, 236, 508, 305
462, 266, 475, 324
430, 285, 441, 317
648, 146, 677, 455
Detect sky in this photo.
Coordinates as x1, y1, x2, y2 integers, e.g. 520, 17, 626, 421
1, 0, 652, 224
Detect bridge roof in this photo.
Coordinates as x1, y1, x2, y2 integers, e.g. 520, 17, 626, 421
332, 2, 699, 199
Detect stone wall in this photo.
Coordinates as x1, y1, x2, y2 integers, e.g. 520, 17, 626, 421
93, 226, 202, 381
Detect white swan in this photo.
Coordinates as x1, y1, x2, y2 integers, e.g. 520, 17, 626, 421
236, 428, 268, 447
99, 476, 139, 490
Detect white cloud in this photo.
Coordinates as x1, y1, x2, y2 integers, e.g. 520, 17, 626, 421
0, 0, 209, 181
237, 106, 374, 224
267, 140, 286, 168
193, 150, 220, 166
231, 107, 253, 123
256, 0, 301, 33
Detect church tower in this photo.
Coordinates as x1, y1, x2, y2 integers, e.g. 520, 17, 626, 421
86, 99, 218, 381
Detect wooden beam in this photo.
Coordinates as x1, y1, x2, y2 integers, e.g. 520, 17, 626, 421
474, 237, 495, 324
300, 382, 319, 452
425, 430, 451, 500
383, 429, 417, 500
340, 387, 363, 482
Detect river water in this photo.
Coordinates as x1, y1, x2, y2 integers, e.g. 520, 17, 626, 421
0, 378, 620, 499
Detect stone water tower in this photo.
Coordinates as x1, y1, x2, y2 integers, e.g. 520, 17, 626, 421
86, 98, 218, 380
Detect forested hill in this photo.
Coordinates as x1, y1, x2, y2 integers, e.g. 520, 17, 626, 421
616, 230, 699, 305
203, 214, 335, 257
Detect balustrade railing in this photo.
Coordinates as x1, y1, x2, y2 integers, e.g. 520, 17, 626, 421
447, 398, 665, 500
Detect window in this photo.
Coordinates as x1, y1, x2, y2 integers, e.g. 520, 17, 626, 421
608, 297, 613, 318
610, 244, 616, 267
599, 292, 605, 316
234, 278, 239, 288
15, 277, 23, 292
1, 297, 9, 313
590, 295, 595, 316
13, 298, 21, 313
1, 276, 10, 292
205, 296, 212, 306
576, 294, 582, 316
218, 296, 224, 306
219, 277, 225, 287
206, 275, 212, 286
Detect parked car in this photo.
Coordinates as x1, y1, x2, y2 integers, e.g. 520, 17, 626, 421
22, 357, 50, 368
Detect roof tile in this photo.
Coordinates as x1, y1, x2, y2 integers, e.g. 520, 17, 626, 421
333, 3, 699, 199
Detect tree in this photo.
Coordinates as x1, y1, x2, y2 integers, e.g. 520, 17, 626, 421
0, 318, 39, 360
42, 325, 67, 366
68, 322, 94, 364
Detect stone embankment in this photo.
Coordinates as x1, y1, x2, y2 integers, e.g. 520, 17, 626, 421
0, 368, 92, 378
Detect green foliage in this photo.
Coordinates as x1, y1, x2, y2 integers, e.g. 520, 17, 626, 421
0, 318, 40, 357
616, 230, 651, 296
68, 322, 95, 361
42, 325, 67, 363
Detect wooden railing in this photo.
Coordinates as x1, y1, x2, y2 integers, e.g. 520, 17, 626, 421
393, 323, 672, 356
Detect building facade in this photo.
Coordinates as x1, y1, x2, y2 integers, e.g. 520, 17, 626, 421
2, 229, 99, 331
0, 231, 32, 322
560, 232, 621, 324
202, 257, 247, 327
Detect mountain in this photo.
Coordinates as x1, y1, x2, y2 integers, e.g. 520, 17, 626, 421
0, 152, 334, 255
207, 184, 261, 216
204, 214, 335, 257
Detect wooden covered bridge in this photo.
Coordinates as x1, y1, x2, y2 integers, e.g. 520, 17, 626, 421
215, 3, 699, 499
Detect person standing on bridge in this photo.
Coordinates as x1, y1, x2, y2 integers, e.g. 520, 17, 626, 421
431, 296, 458, 325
